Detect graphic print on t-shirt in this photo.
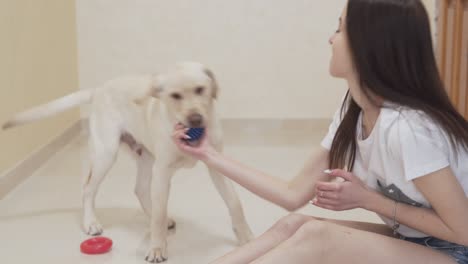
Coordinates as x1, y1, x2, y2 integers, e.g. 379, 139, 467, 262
377, 180, 423, 207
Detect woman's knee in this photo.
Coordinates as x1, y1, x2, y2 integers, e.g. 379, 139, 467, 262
269, 213, 314, 238
293, 220, 331, 243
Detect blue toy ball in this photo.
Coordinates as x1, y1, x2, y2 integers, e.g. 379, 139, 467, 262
185, 127, 205, 142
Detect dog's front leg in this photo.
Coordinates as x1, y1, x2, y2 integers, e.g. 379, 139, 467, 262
207, 167, 254, 245
145, 161, 174, 263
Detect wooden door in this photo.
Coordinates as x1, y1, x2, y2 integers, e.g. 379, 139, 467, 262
436, 0, 468, 118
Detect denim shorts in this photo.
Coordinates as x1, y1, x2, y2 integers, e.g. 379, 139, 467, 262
400, 236, 468, 264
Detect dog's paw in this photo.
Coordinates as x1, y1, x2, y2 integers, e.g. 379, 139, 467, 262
84, 221, 103, 236
145, 248, 167, 263
234, 226, 254, 245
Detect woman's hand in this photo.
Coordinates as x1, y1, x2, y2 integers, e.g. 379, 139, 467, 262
172, 123, 217, 161
311, 169, 376, 211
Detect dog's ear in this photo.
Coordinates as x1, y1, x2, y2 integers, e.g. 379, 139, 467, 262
150, 74, 164, 98
204, 68, 218, 99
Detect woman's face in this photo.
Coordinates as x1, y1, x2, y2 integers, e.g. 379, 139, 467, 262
328, 7, 354, 79
328, 4, 384, 109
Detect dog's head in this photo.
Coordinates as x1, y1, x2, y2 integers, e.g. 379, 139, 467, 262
151, 62, 218, 128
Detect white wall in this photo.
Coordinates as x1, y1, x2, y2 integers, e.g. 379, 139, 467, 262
76, 0, 348, 119
421, 0, 436, 43
76, 0, 436, 120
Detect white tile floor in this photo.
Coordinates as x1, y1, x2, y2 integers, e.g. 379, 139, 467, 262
0, 129, 381, 264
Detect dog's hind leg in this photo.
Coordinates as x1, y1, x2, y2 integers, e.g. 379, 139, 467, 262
207, 167, 254, 245
82, 120, 120, 236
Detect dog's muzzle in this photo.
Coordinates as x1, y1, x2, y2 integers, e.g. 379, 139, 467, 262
187, 113, 204, 128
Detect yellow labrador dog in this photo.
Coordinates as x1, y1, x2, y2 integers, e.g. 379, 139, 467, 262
2, 62, 253, 262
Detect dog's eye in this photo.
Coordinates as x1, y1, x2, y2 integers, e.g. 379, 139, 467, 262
171, 93, 182, 100
195, 86, 204, 95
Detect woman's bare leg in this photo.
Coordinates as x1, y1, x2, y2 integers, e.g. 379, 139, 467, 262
210, 213, 394, 264
210, 214, 314, 264
252, 219, 456, 264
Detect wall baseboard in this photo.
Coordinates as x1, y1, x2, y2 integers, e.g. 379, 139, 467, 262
221, 118, 330, 145
0, 118, 330, 199
79, 118, 331, 145
0, 120, 83, 199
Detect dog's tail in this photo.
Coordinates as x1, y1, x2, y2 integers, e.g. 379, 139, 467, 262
2, 89, 93, 130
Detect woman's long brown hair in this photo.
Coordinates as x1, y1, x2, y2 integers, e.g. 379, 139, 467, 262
329, 0, 468, 170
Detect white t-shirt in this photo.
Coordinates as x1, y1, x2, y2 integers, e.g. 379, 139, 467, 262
321, 102, 468, 237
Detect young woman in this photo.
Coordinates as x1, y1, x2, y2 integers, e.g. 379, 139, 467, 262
173, 0, 468, 263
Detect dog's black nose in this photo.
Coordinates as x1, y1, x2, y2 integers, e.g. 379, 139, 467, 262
187, 113, 203, 127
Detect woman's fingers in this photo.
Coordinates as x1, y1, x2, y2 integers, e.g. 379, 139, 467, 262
316, 190, 338, 199
172, 128, 190, 140
316, 181, 341, 191
327, 169, 356, 182
314, 197, 339, 206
